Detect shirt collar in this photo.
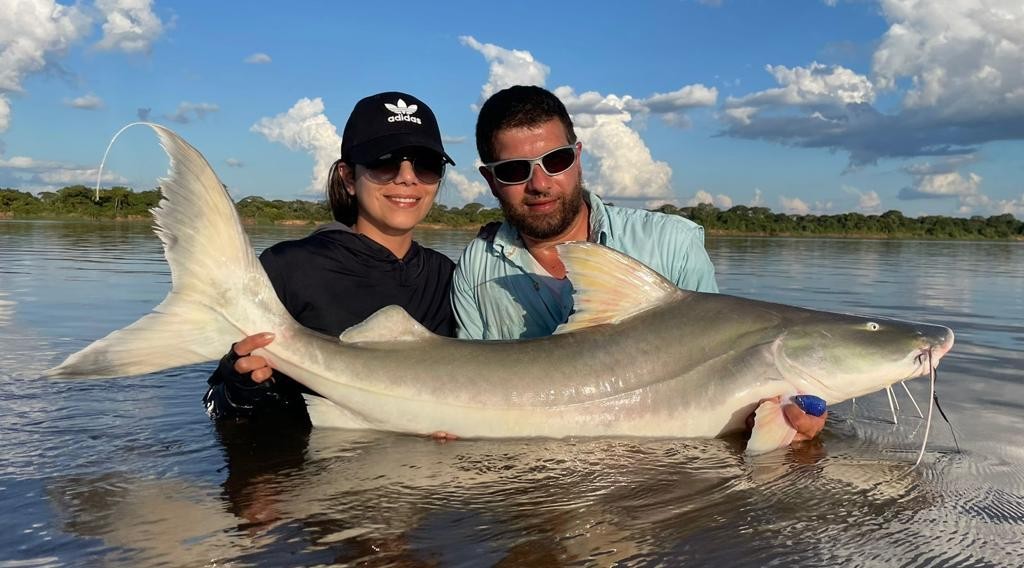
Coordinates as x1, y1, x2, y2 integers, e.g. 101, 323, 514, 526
492, 190, 611, 260
584, 191, 611, 246
312, 221, 355, 234
312, 221, 418, 262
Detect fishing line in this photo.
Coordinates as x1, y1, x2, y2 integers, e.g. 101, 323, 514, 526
932, 373, 962, 453
913, 350, 937, 468
95, 122, 155, 201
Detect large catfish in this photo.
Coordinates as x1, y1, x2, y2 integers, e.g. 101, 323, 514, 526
46, 124, 954, 455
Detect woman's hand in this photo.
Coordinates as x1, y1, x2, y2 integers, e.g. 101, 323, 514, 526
231, 332, 277, 383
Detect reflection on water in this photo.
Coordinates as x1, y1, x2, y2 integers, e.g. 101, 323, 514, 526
1, 220, 1023, 566
35, 432, 949, 566
0, 291, 13, 327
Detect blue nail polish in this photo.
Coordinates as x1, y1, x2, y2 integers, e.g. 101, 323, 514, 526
793, 395, 827, 417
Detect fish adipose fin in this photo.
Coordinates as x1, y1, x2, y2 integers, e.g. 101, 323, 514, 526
746, 399, 798, 455
45, 123, 286, 379
553, 241, 684, 334
340, 305, 436, 344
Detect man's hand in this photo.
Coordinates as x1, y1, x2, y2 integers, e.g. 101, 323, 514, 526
429, 431, 459, 442
232, 332, 276, 383
783, 402, 827, 442
746, 396, 828, 443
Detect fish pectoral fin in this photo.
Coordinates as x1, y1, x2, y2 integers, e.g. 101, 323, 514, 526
304, 395, 371, 429
553, 242, 685, 334
746, 399, 797, 455
339, 305, 436, 343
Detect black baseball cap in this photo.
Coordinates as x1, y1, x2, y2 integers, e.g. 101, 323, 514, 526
341, 91, 455, 166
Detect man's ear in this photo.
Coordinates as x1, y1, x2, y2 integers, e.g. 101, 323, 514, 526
479, 165, 499, 197
339, 162, 357, 195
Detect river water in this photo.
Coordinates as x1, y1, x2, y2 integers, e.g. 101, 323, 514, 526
1, 220, 1022, 567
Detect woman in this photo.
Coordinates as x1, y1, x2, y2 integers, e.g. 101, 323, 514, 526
203, 91, 456, 424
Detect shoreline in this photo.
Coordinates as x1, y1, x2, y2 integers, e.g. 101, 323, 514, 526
2, 215, 1021, 241
704, 229, 1024, 241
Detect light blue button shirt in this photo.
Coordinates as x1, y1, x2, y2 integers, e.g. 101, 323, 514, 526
452, 192, 719, 340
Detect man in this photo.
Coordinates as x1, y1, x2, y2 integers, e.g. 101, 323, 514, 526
452, 85, 825, 441
453, 85, 717, 340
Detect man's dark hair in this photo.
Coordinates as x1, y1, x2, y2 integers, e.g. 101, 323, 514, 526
475, 85, 578, 163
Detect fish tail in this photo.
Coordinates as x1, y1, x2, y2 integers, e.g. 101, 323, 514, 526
45, 124, 285, 379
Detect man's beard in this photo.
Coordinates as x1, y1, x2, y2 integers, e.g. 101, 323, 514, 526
500, 178, 585, 241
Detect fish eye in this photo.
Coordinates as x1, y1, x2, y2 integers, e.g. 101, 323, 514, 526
866, 322, 880, 331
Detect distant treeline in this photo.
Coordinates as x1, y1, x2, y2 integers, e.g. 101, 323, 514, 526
2, 186, 1022, 239
0, 186, 503, 228
655, 202, 1024, 240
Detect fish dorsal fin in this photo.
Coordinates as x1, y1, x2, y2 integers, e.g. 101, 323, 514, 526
553, 241, 684, 334
340, 305, 435, 343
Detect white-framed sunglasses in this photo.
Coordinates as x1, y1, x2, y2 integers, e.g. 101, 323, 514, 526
483, 143, 579, 185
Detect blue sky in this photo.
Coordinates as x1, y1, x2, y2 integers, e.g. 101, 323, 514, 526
1, 0, 1022, 217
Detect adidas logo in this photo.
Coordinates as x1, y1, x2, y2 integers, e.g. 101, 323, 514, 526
385, 99, 422, 124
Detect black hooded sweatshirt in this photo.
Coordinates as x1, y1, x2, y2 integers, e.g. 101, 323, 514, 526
203, 223, 456, 423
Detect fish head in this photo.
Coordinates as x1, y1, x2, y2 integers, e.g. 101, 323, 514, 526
774, 312, 954, 402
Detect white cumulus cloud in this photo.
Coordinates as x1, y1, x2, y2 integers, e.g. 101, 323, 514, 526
251, 97, 341, 194
557, 85, 717, 127
462, 40, 716, 203
244, 52, 271, 64
0, 0, 91, 132
639, 84, 719, 112
0, 95, 9, 132
460, 36, 550, 108
0, 154, 127, 190
994, 193, 1024, 216
0, 1, 91, 93
897, 157, 1005, 214
900, 171, 983, 199
557, 87, 676, 201
957, 192, 993, 215
858, 189, 881, 211
580, 117, 673, 201
688, 189, 733, 209
724, 62, 874, 114
94, 0, 164, 54
722, 1, 1024, 167
65, 93, 103, 109
780, 196, 811, 215
445, 169, 489, 204
873, 0, 1024, 115
843, 185, 882, 212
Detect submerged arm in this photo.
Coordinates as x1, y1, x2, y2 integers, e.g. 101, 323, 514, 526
204, 333, 309, 423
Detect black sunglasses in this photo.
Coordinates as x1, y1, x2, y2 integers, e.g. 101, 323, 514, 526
483, 144, 579, 185
362, 150, 446, 185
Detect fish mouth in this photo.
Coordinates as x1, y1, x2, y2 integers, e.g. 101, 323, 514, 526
907, 327, 954, 380
936, 328, 955, 358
